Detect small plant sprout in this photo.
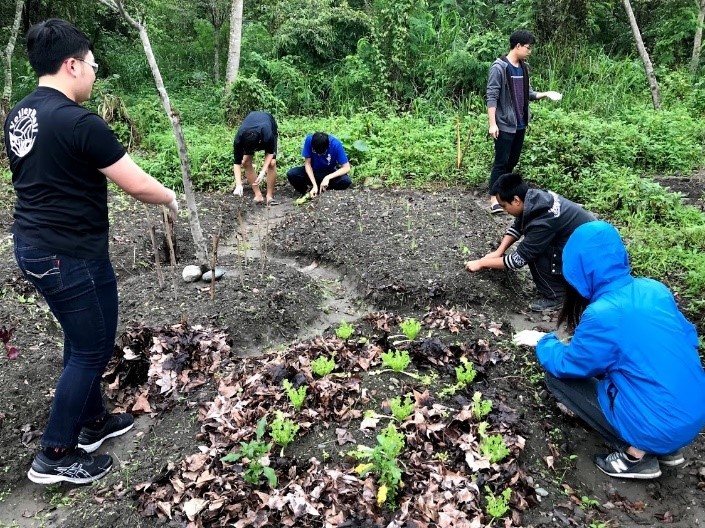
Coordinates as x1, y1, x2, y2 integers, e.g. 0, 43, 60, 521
580, 495, 600, 511
335, 320, 354, 340
455, 357, 477, 387
270, 411, 299, 455
381, 349, 411, 372
221, 417, 277, 487
311, 356, 336, 377
389, 394, 415, 421
480, 433, 511, 464
353, 423, 406, 508
399, 318, 422, 341
472, 391, 492, 420
484, 486, 512, 520
282, 379, 307, 411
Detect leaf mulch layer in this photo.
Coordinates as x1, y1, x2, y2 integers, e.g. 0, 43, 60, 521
79, 308, 553, 528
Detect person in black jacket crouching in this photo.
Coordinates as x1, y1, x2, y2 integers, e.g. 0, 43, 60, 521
465, 172, 595, 312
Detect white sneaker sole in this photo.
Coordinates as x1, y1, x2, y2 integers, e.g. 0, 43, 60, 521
595, 464, 662, 479
78, 422, 135, 453
27, 464, 111, 485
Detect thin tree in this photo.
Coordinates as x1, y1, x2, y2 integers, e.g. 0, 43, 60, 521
201, 0, 229, 83
691, 0, 705, 73
224, 0, 243, 90
621, 0, 661, 110
97, 0, 209, 266
1, 0, 24, 127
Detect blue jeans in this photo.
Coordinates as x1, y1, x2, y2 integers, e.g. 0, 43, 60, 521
286, 166, 352, 194
14, 236, 117, 449
489, 128, 526, 194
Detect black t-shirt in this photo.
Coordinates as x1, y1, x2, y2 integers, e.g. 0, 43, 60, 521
4, 87, 126, 259
232, 111, 278, 165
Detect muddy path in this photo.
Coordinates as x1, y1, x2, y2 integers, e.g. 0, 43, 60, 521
0, 182, 703, 527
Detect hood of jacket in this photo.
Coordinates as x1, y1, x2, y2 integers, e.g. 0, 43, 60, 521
521, 188, 559, 223
562, 221, 631, 301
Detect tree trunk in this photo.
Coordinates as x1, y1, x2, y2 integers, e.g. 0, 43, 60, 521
621, 0, 661, 110
1, 0, 24, 127
225, 0, 243, 90
98, 0, 209, 266
214, 23, 221, 83
691, 0, 705, 73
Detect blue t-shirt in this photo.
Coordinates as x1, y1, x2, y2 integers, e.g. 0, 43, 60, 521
302, 134, 348, 172
507, 62, 526, 129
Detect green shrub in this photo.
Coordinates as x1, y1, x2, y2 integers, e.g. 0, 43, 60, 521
222, 75, 285, 126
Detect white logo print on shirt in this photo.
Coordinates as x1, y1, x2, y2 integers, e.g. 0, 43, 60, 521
8, 108, 38, 158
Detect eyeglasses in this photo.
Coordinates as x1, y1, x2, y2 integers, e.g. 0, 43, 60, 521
522, 44, 533, 51
72, 57, 99, 73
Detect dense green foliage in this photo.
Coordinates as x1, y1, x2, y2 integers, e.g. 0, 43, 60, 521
1, 0, 704, 324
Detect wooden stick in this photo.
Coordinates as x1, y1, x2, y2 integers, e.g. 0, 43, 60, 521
210, 233, 219, 300
144, 205, 163, 289
162, 207, 177, 298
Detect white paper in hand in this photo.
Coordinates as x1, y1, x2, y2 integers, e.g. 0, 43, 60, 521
545, 91, 562, 102
513, 329, 548, 347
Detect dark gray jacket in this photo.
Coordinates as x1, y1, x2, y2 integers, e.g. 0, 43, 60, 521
504, 189, 595, 271
486, 57, 538, 133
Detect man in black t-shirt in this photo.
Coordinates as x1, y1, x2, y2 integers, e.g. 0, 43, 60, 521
4, 19, 178, 485
232, 111, 278, 205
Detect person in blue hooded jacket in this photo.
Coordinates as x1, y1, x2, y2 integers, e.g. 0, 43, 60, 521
535, 221, 705, 479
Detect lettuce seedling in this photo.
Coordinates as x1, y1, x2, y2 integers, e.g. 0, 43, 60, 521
282, 379, 307, 411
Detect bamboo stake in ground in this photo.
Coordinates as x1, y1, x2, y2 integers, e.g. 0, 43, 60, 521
144, 204, 164, 289
458, 126, 474, 169
210, 233, 219, 300
162, 207, 178, 299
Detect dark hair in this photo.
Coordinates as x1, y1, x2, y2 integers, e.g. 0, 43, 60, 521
509, 29, 536, 50
557, 283, 590, 334
27, 19, 92, 77
311, 132, 329, 155
240, 129, 261, 153
491, 172, 529, 203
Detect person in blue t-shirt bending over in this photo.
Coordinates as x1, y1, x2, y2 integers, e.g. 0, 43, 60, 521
286, 132, 352, 197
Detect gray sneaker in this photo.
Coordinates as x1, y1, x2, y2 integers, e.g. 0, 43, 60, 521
529, 297, 564, 312
594, 450, 661, 479
78, 413, 135, 453
657, 450, 685, 466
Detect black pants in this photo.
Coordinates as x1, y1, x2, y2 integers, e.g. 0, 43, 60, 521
286, 166, 352, 194
529, 250, 567, 301
489, 129, 526, 194
544, 372, 628, 451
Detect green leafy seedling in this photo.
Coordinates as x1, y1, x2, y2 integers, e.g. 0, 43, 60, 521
472, 391, 492, 420
353, 423, 405, 508
311, 356, 336, 377
480, 433, 511, 464
335, 321, 354, 340
389, 394, 415, 421
381, 349, 411, 372
455, 357, 477, 387
399, 318, 422, 341
282, 379, 307, 411
270, 411, 299, 455
484, 486, 512, 519
221, 417, 277, 487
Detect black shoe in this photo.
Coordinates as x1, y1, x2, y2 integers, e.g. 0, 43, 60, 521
78, 413, 135, 453
657, 449, 685, 466
28, 449, 112, 485
594, 450, 661, 479
529, 297, 563, 312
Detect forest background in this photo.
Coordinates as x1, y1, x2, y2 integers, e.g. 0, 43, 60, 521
1, 0, 705, 331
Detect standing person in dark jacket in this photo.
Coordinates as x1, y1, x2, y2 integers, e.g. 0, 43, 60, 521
486, 29, 561, 213
4, 19, 178, 484
465, 172, 594, 311
232, 111, 278, 205
535, 221, 705, 479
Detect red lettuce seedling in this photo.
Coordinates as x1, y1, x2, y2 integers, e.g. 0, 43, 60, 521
0, 326, 19, 360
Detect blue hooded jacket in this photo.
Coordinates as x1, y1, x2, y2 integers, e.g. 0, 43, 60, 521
536, 221, 705, 453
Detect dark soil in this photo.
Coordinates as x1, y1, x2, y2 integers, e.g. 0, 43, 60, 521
0, 179, 703, 528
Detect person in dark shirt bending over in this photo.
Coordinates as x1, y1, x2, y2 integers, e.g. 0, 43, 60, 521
232, 111, 278, 205
465, 172, 594, 312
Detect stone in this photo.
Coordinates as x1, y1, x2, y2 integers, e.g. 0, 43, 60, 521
202, 268, 226, 281
182, 265, 202, 283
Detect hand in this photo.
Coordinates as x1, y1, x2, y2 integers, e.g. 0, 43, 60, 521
485, 249, 504, 259
465, 259, 482, 272
545, 91, 562, 102
309, 184, 318, 198
320, 178, 330, 193
513, 329, 548, 347
166, 197, 179, 222
255, 170, 266, 185
233, 184, 243, 196
488, 124, 499, 139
